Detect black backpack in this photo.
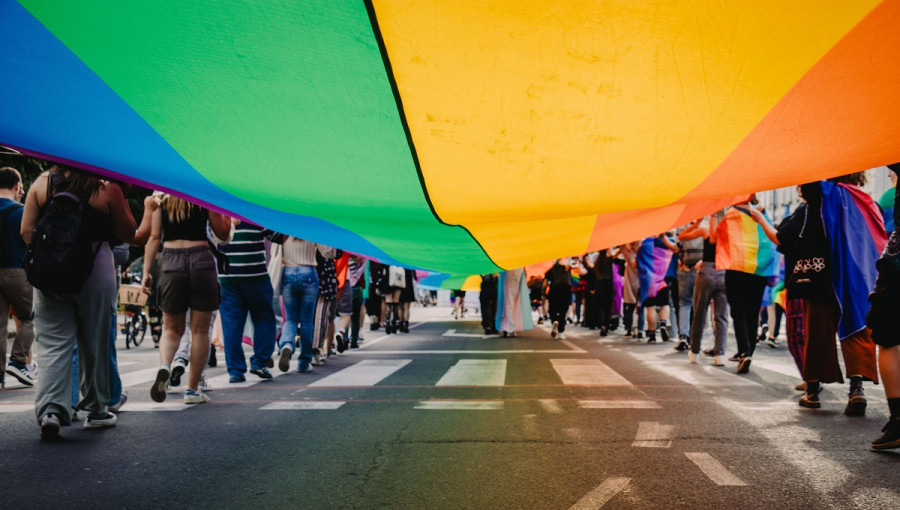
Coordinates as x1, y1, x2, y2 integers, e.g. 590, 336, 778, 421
25, 177, 100, 294
0, 203, 23, 267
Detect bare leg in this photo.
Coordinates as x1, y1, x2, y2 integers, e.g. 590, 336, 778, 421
160, 312, 187, 367
882, 345, 900, 399
187, 311, 212, 391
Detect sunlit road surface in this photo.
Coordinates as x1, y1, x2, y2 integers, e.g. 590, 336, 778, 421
1, 306, 899, 509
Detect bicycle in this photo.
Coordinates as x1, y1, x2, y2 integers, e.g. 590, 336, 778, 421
118, 283, 149, 349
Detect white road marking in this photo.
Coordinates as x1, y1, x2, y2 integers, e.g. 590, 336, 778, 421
205, 371, 282, 389
310, 359, 410, 387
261, 401, 345, 410
632, 422, 674, 448
0, 404, 34, 413
122, 402, 192, 412
551, 359, 631, 386
442, 329, 493, 339
436, 359, 507, 386
684, 452, 748, 486
415, 400, 503, 410
539, 399, 563, 414
344, 350, 585, 354
121, 367, 164, 388
578, 400, 662, 409
569, 477, 631, 509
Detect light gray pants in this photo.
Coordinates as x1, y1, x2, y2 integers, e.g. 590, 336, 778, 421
0, 268, 35, 366
33, 244, 115, 425
690, 262, 729, 355
677, 268, 697, 338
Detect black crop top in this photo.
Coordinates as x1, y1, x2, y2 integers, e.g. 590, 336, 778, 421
703, 238, 716, 262
161, 207, 209, 242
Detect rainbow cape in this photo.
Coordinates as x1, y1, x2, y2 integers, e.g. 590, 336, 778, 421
637, 238, 673, 303
715, 207, 779, 277
3, 1, 900, 275
417, 273, 482, 292
820, 182, 887, 340
878, 186, 895, 233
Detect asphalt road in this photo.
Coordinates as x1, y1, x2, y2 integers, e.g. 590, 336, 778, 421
1, 306, 899, 509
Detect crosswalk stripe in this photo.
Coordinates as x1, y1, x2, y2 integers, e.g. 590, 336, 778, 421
121, 367, 165, 388
632, 422, 674, 448
684, 452, 748, 486
436, 359, 507, 386
123, 402, 191, 412
551, 359, 631, 386
261, 401, 345, 410
569, 477, 631, 509
205, 372, 283, 389
0, 404, 34, 413
310, 359, 411, 387
539, 399, 564, 414
578, 400, 662, 409
415, 400, 503, 410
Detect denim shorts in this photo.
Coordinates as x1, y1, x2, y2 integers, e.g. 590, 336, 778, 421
158, 246, 220, 314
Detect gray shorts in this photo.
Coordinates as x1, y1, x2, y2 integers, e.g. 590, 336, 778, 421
337, 281, 353, 314
158, 246, 220, 314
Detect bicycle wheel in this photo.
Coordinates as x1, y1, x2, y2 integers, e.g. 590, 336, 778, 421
124, 318, 133, 349
132, 313, 147, 347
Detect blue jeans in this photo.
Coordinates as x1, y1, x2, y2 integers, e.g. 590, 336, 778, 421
71, 312, 122, 408
279, 266, 319, 369
220, 280, 277, 378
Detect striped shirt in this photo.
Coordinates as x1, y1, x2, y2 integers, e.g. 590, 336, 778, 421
219, 223, 272, 285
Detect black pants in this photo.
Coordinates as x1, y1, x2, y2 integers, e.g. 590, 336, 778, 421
583, 291, 598, 328
596, 279, 614, 330
548, 286, 571, 333
725, 270, 767, 357
350, 287, 364, 341
365, 293, 382, 322
480, 287, 498, 330
623, 303, 636, 332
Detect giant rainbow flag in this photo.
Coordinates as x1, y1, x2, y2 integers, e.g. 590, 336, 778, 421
3, 1, 900, 275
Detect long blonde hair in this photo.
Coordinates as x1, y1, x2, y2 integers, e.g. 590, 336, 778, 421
162, 195, 197, 223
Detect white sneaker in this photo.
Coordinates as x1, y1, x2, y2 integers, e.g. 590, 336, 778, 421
199, 376, 212, 392
558, 332, 566, 340
109, 391, 128, 413
184, 389, 210, 404
713, 355, 725, 367
551, 321, 559, 338
83, 412, 117, 429
688, 352, 697, 364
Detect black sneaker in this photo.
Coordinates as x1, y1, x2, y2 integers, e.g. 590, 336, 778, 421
845, 386, 867, 416
169, 359, 186, 388
675, 340, 688, 352
250, 367, 274, 380
871, 418, 900, 450
758, 324, 768, 342
728, 353, 743, 362
659, 323, 670, 342
208, 346, 218, 367
702, 348, 715, 357
799, 392, 821, 409
737, 356, 752, 374
350, 341, 360, 349
646, 332, 656, 344
335, 332, 347, 353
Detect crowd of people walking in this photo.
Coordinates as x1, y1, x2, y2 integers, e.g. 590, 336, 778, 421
1, 161, 898, 450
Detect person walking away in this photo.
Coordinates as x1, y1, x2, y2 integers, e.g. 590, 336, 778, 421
674, 228, 703, 351
0, 167, 35, 389
544, 260, 572, 339
637, 236, 675, 343
275, 236, 319, 372
716, 200, 779, 374
480, 273, 499, 335
496, 268, 534, 337
681, 217, 728, 365
142, 195, 230, 403
866, 162, 900, 449
22, 165, 153, 439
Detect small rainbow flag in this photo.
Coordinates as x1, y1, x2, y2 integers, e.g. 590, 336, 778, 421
715, 207, 779, 277
637, 237, 673, 303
